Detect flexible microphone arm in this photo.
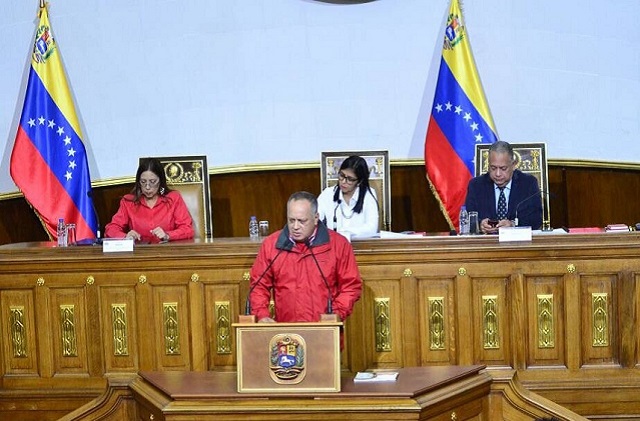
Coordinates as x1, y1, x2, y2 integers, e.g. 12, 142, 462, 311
244, 247, 285, 315
514, 189, 549, 227
306, 240, 333, 314
332, 199, 341, 232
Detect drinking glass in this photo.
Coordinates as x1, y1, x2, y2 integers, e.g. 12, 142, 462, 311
258, 220, 269, 238
468, 212, 480, 235
66, 223, 77, 246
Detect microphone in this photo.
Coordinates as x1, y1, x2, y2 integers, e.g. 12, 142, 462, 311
87, 190, 103, 244
244, 248, 285, 315
514, 189, 550, 228
305, 240, 333, 314
332, 199, 341, 232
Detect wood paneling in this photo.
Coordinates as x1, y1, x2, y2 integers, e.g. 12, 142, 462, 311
2, 163, 640, 245
2, 234, 640, 419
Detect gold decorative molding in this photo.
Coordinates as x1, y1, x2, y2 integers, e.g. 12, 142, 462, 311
458, 267, 466, 276
428, 297, 445, 350
537, 294, 555, 348
111, 304, 129, 356
403, 268, 413, 277
85, 275, 95, 285
269, 299, 275, 319
566, 264, 576, 274
374, 298, 392, 352
163, 302, 180, 355
190, 273, 200, 283
10, 306, 27, 358
138, 275, 147, 284
482, 295, 500, 349
243, 272, 250, 282
60, 305, 78, 357
592, 293, 609, 347
215, 301, 232, 354
36, 277, 45, 286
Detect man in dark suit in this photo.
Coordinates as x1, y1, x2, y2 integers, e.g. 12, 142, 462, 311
465, 141, 542, 233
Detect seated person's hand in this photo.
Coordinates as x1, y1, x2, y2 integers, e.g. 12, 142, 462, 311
151, 227, 169, 242
126, 230, 142, 241
480, 218, 497, 234
482, 218, 514, 234
258, 317, 276, 323
496, 219, 514, 229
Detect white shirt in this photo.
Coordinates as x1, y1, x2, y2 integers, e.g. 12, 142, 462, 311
317, 185, 379, 238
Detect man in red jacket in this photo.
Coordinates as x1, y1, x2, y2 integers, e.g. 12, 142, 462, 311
249, 191, 362, 323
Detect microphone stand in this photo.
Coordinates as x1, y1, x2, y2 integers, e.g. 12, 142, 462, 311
306, 240, 337, 321
514, 189, 550, 230
332, 199, 341, 231
239, 248, 285, 323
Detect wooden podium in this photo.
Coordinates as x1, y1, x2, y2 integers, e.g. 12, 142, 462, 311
234, 316, 342, 393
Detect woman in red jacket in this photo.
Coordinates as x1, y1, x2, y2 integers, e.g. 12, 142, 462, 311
105, 158, 194, 243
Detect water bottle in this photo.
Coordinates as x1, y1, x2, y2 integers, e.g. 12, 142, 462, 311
249, 216, 259, 240
459, 206, 470, 235
57, 218, 68, 247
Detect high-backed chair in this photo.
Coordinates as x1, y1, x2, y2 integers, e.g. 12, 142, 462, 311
142, 156, 213, 239
474, 143, 549, 225
320, 150, 390, 231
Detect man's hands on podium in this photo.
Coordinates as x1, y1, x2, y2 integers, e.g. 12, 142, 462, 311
480, 218, 514, 234
259, 317, 275, 323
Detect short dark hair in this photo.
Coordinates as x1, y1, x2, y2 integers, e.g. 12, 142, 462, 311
288, 191, 318, 214
489, 141, 514, 163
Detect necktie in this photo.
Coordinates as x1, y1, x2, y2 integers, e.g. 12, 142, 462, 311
497, 188, 507, 220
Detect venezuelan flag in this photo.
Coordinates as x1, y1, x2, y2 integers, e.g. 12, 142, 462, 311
10, 2, 97, 242
424, 0, 499, 230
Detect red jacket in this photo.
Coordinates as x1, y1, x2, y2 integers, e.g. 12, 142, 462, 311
104, 190, 194, 243
249, 222, 362, 322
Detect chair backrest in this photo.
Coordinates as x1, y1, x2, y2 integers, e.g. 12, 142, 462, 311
142, 156, 212, 239
474, 143, 549, 222
320, 150, 391, 231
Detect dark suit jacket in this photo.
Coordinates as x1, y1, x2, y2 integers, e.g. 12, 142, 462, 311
464, 169, 543, 229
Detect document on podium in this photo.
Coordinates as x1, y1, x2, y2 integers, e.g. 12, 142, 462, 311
353, 371, 399, 382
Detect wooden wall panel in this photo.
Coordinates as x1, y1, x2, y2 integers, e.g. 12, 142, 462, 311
472, 277, 511, 368
2, 163, 640, 245
418, 277, 457, 366
151, 286, 191, 371
2, 234, 640, 418
0, 290, 38, 375
363, 278, 402, 368
204, 282, 241, 370
50, 288, 89, 375
525, 276, 566, 368
580, 274, 617, 366
99, 287, 139, 373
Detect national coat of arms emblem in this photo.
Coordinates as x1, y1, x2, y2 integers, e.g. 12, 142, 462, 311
269, 333, 306, 384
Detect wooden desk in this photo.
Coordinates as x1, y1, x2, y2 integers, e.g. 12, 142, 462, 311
132, 366, 491, 420
1, 233, 640, 419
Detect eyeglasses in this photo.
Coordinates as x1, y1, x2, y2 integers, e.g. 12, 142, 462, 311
338, 173, 358, 184
139, 179, 160, 188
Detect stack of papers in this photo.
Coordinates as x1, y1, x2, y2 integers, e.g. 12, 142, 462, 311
353, 371, 399, 382
605, 224, 630, 232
